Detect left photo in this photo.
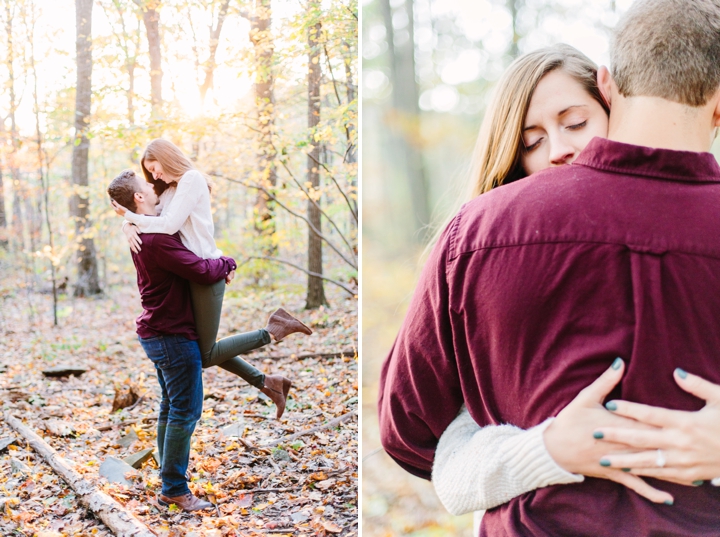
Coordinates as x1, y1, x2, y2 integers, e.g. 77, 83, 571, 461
0, 0, 357, 535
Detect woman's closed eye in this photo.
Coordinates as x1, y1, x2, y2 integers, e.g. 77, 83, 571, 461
524, 137, 543, 152
566, 120, 588, 131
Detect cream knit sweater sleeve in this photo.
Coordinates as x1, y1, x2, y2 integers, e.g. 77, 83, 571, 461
431, 405, 583, 515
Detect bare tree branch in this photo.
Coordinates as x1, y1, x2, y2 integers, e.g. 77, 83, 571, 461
244, 255, 356, 296
210, 173, 357, 269
278, 159, 355, 255
305, 151, 357, 222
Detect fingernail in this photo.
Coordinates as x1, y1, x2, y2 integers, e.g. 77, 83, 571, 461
692, 480, 704, 486
605, 401, 618, 411
611, 357, 623, 370
593, 431, 604, 439
675, 368, 688, 379
664, 499, 674, 505
622, 468, 631, 472
600, 458, 611, 467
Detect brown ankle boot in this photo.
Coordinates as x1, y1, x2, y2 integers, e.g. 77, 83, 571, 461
158, 492, 213, 512
265, 308, 313, 342
261, 374, 293, 419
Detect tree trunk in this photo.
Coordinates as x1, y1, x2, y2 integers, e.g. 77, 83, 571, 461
134, 0, 162, 115
29, 0, 58, 323
72, 0, 101, 297
507, 0, 521, 59
342, 38, 357, 246
305, 1, 327, 309
199, 0, 231, 107
5, 1, 25, 252
249, 0, 277, 250
380, 0, 429, 241
0, 164, 6, 248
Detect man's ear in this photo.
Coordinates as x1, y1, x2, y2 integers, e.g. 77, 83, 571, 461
597, 66, 614, 108
711, 86, 720, 128
133, 191, 144, 205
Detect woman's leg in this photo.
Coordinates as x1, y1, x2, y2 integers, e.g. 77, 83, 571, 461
189, 280, 268, 388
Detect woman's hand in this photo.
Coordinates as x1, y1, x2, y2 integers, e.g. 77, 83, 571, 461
225, 270, 236, 285
543, 358, 674, 504
111, 199, 127, 217
123, 223, 142, 254
594, 369, 720, 487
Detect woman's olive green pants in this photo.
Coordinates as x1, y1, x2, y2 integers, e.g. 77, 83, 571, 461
189, 279, 270, 389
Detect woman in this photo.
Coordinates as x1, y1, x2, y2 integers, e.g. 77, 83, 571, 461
112, 139, 312, 419
428, 44, 720, 521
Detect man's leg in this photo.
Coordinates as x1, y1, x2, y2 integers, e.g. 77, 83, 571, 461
139, 335, 206, 504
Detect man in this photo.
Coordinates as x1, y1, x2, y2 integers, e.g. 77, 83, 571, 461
109, 169, 311, 511
108, 169, 235, 510
379, 0, 720, 535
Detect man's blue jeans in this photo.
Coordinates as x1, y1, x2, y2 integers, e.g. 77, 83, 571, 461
139, 335, 203, 497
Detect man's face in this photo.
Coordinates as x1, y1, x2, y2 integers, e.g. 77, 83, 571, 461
134, 175, 159, 212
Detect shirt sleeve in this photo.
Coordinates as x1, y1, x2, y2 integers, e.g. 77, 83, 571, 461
432, 406, 584, 515
124, 170, 205, 234
150, 235, 235, 285
378, 217, 465, 480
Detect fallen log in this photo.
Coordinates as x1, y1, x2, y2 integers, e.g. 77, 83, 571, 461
4, 413, 156, 537
263, 411, 357, 447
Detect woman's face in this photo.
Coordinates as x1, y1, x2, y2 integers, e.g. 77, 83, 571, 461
144, 160, 175, 184
520, 69, 609, 176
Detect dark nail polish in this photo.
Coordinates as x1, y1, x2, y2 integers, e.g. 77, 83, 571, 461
692, 480, 704, 486
622, 468, 631, 472
593, 431, 604, 439
611, 357, 623, 370
600, 458, 611, 467
675, 368, 688, 379
663, 499, 674, 505
605, 401, 618, 411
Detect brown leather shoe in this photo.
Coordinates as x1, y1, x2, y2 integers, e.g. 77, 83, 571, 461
265, 308, 312, 342
158, 492, 213, 512
261, 374, 293, 419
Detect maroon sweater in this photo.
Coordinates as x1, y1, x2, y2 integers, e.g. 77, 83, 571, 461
378, 137, 720, 536
131, 233, 236, 340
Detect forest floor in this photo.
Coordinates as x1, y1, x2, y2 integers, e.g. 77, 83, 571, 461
0, 272, 358, 537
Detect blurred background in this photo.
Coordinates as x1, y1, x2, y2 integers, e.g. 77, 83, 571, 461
361, 0, 720, 535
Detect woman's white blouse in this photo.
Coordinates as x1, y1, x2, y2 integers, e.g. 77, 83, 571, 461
124, 169, 222, 259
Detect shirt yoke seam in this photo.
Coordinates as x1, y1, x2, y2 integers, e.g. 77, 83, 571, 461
447, 238, 720, 263
575, 162, 720, 182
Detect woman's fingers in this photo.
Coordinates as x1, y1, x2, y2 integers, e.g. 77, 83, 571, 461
605, 470, 674, 504
603, 399, 683, 429
598, 448, 681, 470
593, 426, 667, 450
575, 357, 625, 406
626, 466, 703, 486
674, 369, 720, 404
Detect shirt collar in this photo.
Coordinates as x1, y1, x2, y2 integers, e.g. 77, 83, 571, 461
573, 137, 720, 183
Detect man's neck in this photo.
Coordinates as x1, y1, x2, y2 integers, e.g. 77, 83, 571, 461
607, 96, 714, 153
135, 203, 157, 216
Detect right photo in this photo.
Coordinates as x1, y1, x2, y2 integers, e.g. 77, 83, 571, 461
362, 0, 720, 535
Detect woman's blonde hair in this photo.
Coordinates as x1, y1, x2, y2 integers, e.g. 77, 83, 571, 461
423, 44, 608, 258
140, 138, 213, 195
470, 43, 608, 197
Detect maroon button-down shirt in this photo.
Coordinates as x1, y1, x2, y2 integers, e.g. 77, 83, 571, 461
131, 233, 236, 340
378, 137, 720, 536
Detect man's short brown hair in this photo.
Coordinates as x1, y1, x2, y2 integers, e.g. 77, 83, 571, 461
108, 169, 140, 212
612, 0, 720, 107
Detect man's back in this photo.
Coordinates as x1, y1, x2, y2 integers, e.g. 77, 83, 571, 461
131, 232, 233, 341
379, 137, 720, 535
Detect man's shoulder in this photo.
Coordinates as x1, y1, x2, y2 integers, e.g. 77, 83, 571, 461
447, 165, 616, 259
135, 233, 185, 259
141, 232, 183, 246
